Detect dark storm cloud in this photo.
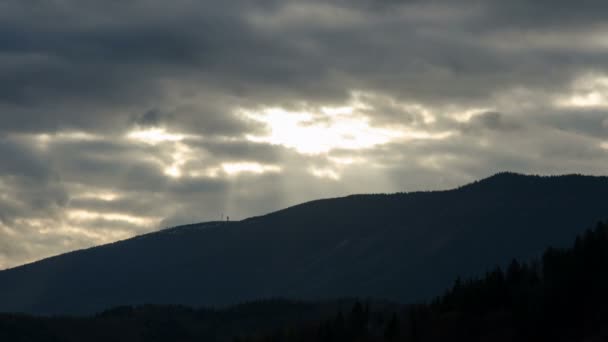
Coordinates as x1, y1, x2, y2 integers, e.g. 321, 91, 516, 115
0, 0, 605, 131
0, 138, 68, 224
0, 0, 268, 134
46, 142, 171, 191
0, 138, 51, 180
483, 0, 608, 29
462, 111, 523, 133
133, 109, 168, 127
535, 108, 608, 139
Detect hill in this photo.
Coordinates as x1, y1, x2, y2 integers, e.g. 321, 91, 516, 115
3, 221, 608, 341
0, 172, 607, 315
243, 222, 608, 342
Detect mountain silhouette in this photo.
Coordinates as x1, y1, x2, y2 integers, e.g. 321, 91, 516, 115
1, 172, 607, 315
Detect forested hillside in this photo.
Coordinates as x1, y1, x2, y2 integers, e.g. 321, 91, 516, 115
2, 222, 607, 341
240, 222, 608, 342
1, 173, 607, 315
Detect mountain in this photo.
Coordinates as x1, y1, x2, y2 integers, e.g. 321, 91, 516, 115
241, 222, 608, 342
1, 172, 607, 315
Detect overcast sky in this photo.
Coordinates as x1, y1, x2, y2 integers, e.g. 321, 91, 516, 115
1, 0, 608, 269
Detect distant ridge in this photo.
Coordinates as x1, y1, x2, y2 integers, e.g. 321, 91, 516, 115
0, 173, 607, 315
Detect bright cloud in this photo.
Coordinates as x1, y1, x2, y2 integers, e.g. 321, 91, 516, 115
242, 107, 397, 154
309, 167, 341, 180
221, 162, 282, 176
127, 128, 187, 145
556, 74, 608, 108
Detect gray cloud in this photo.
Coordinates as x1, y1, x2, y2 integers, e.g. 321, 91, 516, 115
0, 0, 607, 268
462, 111, 523, 133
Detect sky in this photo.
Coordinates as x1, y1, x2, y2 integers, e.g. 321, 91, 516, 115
1, 0, 608, 269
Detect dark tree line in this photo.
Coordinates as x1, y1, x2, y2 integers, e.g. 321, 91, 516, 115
432, 221, 608, 341
240, 222, 608, 342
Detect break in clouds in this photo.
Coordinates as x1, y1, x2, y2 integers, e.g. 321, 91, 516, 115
1, 0, 608, 269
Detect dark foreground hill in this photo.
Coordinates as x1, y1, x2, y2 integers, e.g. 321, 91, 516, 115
242, 222, 608, 342
3, 222, 608, 342
1, 172, 607, 315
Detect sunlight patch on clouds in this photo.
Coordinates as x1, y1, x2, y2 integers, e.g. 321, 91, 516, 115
164, 165, 182, 178
221, 162, 282, 176
418, 154, 458, 171
556, 74, 608, 108
560, 92, 606, 107
401, 131, 455, 140
77, 191, 121, 201
32, 131, 100, 143
28, 131, 101, 150
321, 105, 355, 116
17, 218, 47, 228
66, 210, 159, 227
309, 167, 341, 180
308, 155, 370, 180
127, 128, 187, 145
397, 103, 436, 124
126, 127, 200, 179
449, 107, 496, 123
241, 106, 403, 154
328, 156, 366, 166
188, 168, 220, 178
0, 223, 17, 237
163, 141, 193, 178
239, 93, 458, 155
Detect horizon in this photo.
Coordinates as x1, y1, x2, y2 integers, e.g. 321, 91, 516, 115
2, 171, 607, 271
2, 1, 608, 270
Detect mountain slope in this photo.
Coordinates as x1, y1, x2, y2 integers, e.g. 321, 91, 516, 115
1, 172, 607, 315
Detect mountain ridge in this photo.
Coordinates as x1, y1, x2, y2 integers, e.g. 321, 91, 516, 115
1, 172, 607, 315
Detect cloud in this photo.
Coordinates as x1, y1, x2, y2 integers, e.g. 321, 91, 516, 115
460, 111, 522, 133
0, 0, 608, 268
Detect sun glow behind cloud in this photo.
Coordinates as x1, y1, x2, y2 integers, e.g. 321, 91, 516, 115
238, 91, 459, 156
126, 127, 200, 179
241, 107, 404, 154
164, 142, 193, 178
221, 162, 282, 175
127, 128, 186, 144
